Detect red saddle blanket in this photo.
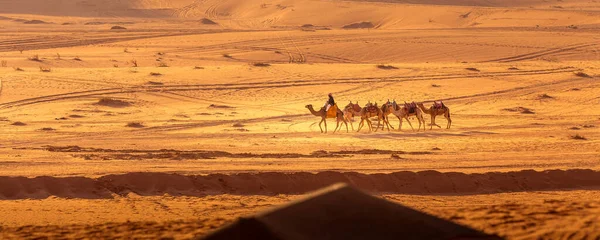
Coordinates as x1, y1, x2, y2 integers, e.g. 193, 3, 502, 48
366, 106, 379, 113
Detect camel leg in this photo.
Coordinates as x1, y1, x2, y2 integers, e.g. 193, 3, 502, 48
357, 119, 364, 132
430, 115, 434, 130
432, 115, 441, 129
446, 111, 452, 129
417, 116, 423, 131
343, 119, 349, 133
318, 119, 324, 133
381, 116, 394, 130
344, 114, 354, 131
333, 120, 340, 133
374, 118, 381, 132
367, 119, 373, 133
324, 118, 328, 133
405, 117, 414, 131
384, 117, 391, 132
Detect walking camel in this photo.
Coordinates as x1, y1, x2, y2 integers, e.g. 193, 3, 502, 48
305, 104, 349, 133
391, 100, 426, 131
342, 101, 364, 131
417, 101, 452, 129
378, 100, 396, 131
357, 102, 389, 132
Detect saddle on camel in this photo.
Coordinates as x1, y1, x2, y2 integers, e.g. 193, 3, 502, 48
365, 103, 379, 114
433, 101, 446, 109
351, 102, 362, 112
326, 104, 339, 118
404, 101, 418, 114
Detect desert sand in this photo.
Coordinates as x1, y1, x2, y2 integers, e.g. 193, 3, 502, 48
1, 0, 600, 239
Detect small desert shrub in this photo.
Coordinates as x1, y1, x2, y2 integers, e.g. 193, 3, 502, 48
56, 53, 61, 60
113, 64, 119, 68
124, 48, 130, 53
13, 67, 24, 71
149, 72, 162, 76
111, 25, 126, 30
68, 114, 85, 118
233, 123, 245, 127
146, 81, 163, 85
73, 56, 82, 61
376, 64, 398, 70
537, 93, 554, 99
96, 98, 131, 108
131, 59, 138, 67
574, 72, 592, 78
29, 54, 41, 62
520, 108, 535, 114
156, 62, 169, 67
222, 53, 232, 58
570, 134, 587, 140
126, 122, 145, 128
209, 104, 234, 109
40, 127, 56, 131
252, 62, 271, 67
200, 18, 217, 25
431, 84, 441, 88
503, 107, 535, 114
194, 66, 204, 69
11, 121, 27, 126
157, 52, 165, 56
465, 67, 480, 72
508, 67, 519, 70
39, 66, 51, 72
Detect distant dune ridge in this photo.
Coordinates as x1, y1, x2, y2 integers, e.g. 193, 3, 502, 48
0, 0, 598, 29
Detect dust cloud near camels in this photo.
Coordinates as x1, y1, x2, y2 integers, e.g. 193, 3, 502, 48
1, 0, 600, 239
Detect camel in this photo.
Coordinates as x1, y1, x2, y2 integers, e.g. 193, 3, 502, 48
391, 100, 426, 131
305, 104, 349, 133
417, 101, 452, 130
356, 102, 390, 132
378, 100, 396, 131
342, 101, 364, 131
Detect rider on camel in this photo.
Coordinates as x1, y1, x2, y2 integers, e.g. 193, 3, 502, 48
324, 93, 335, 111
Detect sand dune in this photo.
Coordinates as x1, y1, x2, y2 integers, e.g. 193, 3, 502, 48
1, 0, 599, 29
3, 169, 600, 200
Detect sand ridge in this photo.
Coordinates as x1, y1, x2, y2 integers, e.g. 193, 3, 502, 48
3, 169, 600, 200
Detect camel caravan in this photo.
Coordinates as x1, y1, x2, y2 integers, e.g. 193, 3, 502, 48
305, 94, 451, 133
